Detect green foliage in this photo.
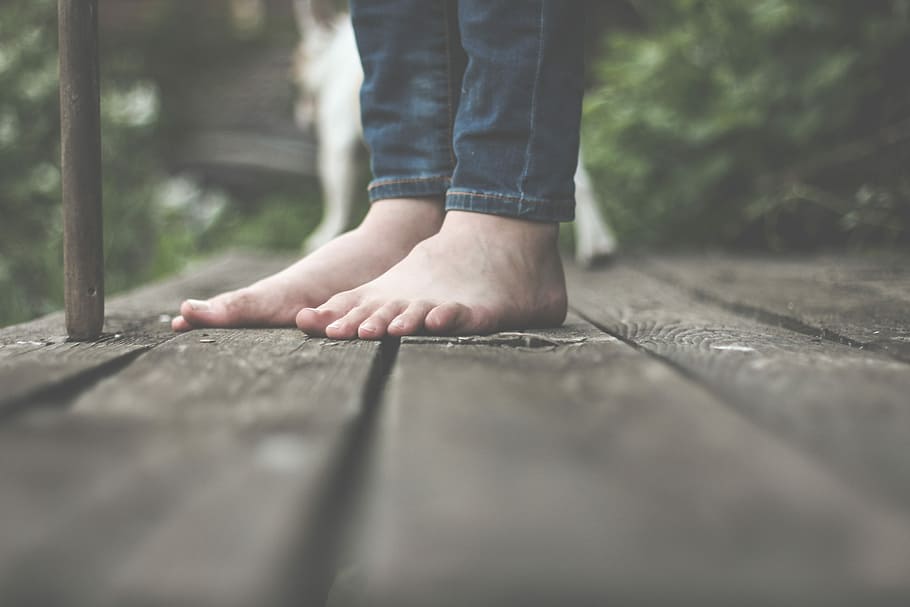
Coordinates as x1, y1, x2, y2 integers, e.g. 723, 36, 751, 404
5, 0, 910, 326
1, 0, 74, 323
0, 1, 319, 327
584, 0, 910, 249
204, 185, 324, 253
0, 0, 196, 325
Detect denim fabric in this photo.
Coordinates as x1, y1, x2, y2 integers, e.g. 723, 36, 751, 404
351, 0, 585, 222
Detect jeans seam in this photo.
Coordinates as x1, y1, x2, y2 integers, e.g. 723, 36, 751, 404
443, 2, 456, 170
446, 192, 574, 223
368, 176, 452, 190
447, 190, 572, 205
518, 2, 546, 198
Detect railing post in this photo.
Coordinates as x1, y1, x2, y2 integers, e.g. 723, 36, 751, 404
59, 0, 104, 341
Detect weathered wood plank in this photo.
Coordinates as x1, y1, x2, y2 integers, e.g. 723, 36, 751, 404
69, 329, 376, 426
567, 264, 910, 510
1, 332, 383, 605
0, 419, 237, 606
0, 338, 150, 417
0, 418, 349, 606
0, 252, 371, 604
357, 318, 910, 606
0, 252, 292, 413
644, 254, 910, 362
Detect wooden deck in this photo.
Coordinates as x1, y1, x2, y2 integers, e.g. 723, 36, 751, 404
1, 252, 910, 606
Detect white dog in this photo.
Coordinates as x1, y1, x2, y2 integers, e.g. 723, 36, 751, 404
292, 0, 617, 265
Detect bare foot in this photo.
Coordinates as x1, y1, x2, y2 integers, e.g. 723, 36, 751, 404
172, 198, 444, 331
295, 211, 568, 339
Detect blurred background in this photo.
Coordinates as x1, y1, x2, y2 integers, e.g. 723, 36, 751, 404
1, 0, 909, 327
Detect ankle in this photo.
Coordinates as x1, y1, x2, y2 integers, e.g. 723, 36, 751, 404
363, 197, 446, 236
442, 211, 559, 247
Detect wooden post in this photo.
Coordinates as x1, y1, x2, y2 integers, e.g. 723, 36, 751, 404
59, 0, 104, 341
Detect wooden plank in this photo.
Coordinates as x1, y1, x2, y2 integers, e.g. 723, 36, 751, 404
69, 329, 375, 426
357, 318, 910, 606
0, 252, 292, 413
644, 254, 910, 362
567, 264, 910, 510
0, 338, 150, 417
59, 0, 104, 340
0, 419, 345, 606
0, 333, 383, 605
0, 420, 238, 606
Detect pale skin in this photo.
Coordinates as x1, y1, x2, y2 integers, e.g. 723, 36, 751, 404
173, 197, 568, 339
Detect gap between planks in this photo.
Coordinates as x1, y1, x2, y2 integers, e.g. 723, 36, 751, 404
0, 252, 392, 605
639, 254, 910, 365
567, 262, 910, 514
0, 252, 296, 417
1, 333, 397, 606
354, 313, 910, 606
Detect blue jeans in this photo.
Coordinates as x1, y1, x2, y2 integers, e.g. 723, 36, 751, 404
352, 0, 585, 223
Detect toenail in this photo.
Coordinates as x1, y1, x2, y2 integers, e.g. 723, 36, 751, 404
327, 321, 343, 330
391, 318, 405, 329
187, 299, 210, 311
360, 324, 376, 334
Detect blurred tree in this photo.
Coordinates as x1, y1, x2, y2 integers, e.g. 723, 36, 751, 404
0, 0, 62, 324
4, 0, 910, 326
0, 0, 208, 326
584, 0, 910, 249
0, 0, 318, 327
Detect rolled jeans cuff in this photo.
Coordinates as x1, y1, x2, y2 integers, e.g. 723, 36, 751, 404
445, 189, 575, 223
367, 176, 452, 203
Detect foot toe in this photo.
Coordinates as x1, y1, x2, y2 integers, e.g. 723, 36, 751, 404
179, 290, 245, 327
425, 302, 470, 334
179, 287, 300, 328
179, 298, 214, 324
295, 307, 329, 335
297, 293, 359, 336
327, 304, 376, 340
358, 301, 408, 340
171, 315, 193, 332
387, 301, 435, 337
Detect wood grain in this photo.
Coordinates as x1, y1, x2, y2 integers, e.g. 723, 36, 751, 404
0, 332, 382, 605
357, 318, 910, 606
644, 254, 910, 362
69, 329, 378, 427
568, 263, 910, 510
0, 252, 293, 414
0, 252, 380, 603
0, 418, 354, 606
6, 251, 910, 604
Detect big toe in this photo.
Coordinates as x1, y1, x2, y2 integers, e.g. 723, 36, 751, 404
425, 302, 471, 334
296, 307, 338, 336
179, 297, 225, 327
179, 289, 283, 328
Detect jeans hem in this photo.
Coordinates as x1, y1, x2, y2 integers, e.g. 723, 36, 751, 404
445, 190, 575, 223
368, 176, 451, 202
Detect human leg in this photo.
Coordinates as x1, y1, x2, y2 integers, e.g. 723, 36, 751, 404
353, 0, 463, 203
297, 0, 586, 339
173, 0, 458, 331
